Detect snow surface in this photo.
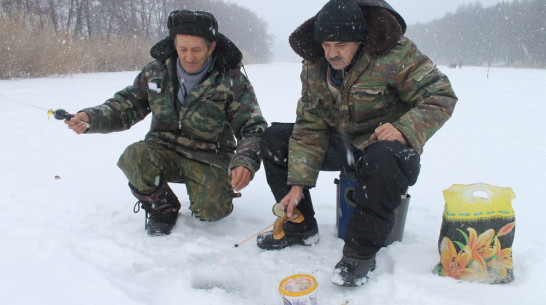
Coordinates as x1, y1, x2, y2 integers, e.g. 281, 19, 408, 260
1, 63, 545, 305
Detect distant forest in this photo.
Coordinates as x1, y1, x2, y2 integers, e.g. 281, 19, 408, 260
3, 0, 544, 79
0, 0, 273, 78
406, 0, 545, 68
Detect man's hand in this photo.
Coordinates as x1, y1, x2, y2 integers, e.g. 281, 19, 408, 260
280, 185, 304, 221
370, 123, 408, 145
65, 112, 90, 134
231, 166, 251, 192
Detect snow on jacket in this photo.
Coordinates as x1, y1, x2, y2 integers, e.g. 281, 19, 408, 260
80, 34, 267, 177
287, 0, 457, 187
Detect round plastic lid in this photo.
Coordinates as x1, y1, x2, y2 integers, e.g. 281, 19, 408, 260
279, 274, 318, 297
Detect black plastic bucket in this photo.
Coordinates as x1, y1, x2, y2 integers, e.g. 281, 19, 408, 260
335, 171, 410, 245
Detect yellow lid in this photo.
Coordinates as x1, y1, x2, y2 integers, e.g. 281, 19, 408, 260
279, 274, 318, 297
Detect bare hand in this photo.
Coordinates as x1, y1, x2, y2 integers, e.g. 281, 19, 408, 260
65, 112, 90, 134
280, 185, 304, 221
231, 166, 251, 192
370, 123, 407, 145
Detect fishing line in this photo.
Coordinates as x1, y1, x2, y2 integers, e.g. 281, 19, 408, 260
212, 223, 274, 270
0, 93, 50, 112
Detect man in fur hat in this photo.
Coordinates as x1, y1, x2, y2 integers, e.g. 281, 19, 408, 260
64, 10, 267, 236
257, 0, 457, 287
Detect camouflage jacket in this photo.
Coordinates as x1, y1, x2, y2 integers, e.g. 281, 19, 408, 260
81, 34, 267, 176
286, 1, 457, 186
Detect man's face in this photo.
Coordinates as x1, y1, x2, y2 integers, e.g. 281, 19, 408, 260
175, 34, 216, 73
321, 41, 361, 70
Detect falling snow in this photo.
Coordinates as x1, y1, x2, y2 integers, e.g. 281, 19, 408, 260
0, 63, 545, 304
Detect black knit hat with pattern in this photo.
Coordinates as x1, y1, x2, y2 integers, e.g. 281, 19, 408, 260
314, 0, 366, 42
167, 10, 219, 41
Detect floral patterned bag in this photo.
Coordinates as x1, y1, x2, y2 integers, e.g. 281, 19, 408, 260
433, 183, 516, 283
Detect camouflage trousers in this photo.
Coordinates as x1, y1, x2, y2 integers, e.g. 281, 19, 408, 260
117, 140, 233, 221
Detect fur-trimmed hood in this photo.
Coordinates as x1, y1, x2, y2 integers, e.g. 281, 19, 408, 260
150, 33, 243, 72
289, 0, 407, 63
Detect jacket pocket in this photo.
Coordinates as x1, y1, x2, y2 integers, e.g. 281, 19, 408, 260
198, 92, 230, 119
350, 85, 389, 122
147, 77, 165, 95
182, 92, 231, 141
148, 81, 178, 131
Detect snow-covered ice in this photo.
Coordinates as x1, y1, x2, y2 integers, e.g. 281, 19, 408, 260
0, 63, 544, 304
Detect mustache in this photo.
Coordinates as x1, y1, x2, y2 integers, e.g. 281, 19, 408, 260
327, 56, 345, 62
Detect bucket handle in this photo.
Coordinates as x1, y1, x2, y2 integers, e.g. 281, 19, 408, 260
462, 183, 494, 203
344, 186, 357, 207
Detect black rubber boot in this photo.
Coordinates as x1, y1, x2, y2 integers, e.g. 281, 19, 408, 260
257, 217, 319, 250
331, 255, 376, 287
142, 211, 180, 236
130, 181, 181, 236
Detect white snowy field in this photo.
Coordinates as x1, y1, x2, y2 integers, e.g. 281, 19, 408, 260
0, 63, 545, 305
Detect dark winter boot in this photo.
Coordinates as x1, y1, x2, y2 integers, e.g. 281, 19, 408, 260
257, 217, 319, 250
331, 255, 376, 287
130, 181, 181, 236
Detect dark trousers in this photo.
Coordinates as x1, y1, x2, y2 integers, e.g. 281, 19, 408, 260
261, 123, 420, 258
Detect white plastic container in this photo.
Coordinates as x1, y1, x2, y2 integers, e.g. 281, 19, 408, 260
279, 274, 318, 305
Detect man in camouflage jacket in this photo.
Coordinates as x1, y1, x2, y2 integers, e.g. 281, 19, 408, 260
257, 0, 457, 287
65, 10, 267, 236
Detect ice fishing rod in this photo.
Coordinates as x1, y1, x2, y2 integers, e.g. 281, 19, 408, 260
212, 222, 274, 270
212, 203, 281, 270
47, 108, 90, 129
48, 108, 74, 120
1, 94, 90, 128
212, 203, 302, 270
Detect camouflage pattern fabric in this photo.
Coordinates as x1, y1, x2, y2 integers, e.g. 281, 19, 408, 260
288, 37, 457, 186
118, 140, 233, 221
80, 54, 267, 178
77, 35, 266, 220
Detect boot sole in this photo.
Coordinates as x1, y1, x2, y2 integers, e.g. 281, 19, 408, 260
257, 228, 319, 250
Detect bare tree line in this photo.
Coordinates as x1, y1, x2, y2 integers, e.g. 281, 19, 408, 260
1, 0, 272, 66
406, 0, 546, 68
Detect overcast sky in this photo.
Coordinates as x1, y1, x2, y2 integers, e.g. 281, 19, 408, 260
224, 0, 510, 61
